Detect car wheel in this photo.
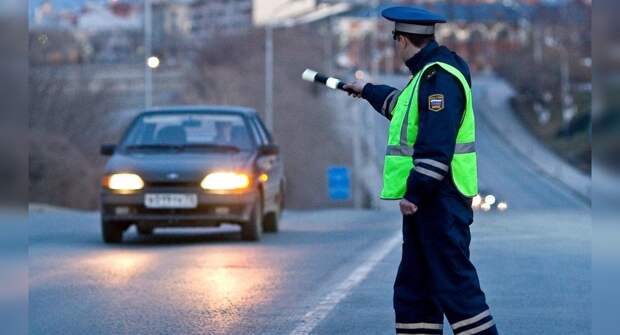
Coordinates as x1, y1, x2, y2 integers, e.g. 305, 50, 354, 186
137, 225, 154, 236
263, 212, 279, 233
101, 219, 124, 244
241, 201, 262, 241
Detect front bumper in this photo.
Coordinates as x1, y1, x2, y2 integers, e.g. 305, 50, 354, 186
101, 186, 257, 227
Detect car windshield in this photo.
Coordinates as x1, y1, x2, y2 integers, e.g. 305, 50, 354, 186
121, 113, 254, 151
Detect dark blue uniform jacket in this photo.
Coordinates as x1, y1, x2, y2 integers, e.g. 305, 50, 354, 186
362, 41, 473, 214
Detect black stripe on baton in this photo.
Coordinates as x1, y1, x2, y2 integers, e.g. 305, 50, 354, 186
302, 69, 356, 94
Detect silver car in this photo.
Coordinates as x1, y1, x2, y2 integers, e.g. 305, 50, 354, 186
99, 106, 285, 243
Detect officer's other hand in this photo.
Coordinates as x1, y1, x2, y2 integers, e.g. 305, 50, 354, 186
343, 80, 367, 98
399, 199, 418, 216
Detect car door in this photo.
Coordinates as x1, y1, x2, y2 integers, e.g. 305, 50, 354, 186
250, 116, 283, 214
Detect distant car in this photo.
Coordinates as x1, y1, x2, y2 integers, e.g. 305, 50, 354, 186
99, 106, 285, 243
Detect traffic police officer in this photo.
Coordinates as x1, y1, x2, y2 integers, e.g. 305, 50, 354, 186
344, 6, 499, 335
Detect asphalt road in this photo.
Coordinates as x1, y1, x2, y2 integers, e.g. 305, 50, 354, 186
29, 76, 590, 335
30, 208, 404, 335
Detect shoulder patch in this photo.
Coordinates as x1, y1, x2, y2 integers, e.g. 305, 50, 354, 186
428, 94, 445, 112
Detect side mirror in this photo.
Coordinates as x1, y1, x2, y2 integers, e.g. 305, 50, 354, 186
100, 144, 116, 156
258, 144, 279, 156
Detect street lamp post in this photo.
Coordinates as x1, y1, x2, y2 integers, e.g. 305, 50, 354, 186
144, 0, 153, 107
265, 24, 274, 132
367, 0, 379, 209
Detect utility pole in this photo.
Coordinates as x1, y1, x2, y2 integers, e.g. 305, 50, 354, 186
265, 25, 274, 132
533, 25, 543, 65
559, 5, 573, 127
351, 98, 362, 209
369, 0, 379, 78
367, 0, 379, 209
560, 47, 572, 125
144, 0, 152, 107
324, 16, 334, 74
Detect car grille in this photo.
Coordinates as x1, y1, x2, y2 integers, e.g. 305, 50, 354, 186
145, 181, 199, 188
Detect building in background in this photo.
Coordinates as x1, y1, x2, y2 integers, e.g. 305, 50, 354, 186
189, 0, 253, 39
29, 29, 84, 64
336, 0, 529, 73
29, 0, 347, 64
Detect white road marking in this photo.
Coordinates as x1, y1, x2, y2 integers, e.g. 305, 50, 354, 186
289, 231, 402, 335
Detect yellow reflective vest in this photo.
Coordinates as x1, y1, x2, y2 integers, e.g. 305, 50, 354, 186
381, 61, 478, 199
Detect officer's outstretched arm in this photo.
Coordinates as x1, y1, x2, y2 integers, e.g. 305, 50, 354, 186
361, 84, 400, 120
403, 69, 465, 205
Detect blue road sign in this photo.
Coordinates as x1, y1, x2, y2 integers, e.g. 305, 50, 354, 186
327, 166, 351, 201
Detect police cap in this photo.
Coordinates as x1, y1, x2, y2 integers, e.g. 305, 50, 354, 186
381, 6, 446, 35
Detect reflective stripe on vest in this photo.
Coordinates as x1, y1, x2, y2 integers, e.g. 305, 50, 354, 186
380, 61, 478, 199
386, 142, 476, 156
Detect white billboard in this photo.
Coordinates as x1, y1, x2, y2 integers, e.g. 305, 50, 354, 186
253, 0, 316, 26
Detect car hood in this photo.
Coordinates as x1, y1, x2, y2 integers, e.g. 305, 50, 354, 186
105, 151, 256, 182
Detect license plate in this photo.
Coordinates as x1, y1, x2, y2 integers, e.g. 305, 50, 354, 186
144, 193, 198, 209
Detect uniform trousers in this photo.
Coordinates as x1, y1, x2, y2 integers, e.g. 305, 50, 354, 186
393, 193, 498, 335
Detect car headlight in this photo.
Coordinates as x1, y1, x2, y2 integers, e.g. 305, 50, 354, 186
484, 194, 496, 206
104, 173, 144, 191
200, 172, 250, 191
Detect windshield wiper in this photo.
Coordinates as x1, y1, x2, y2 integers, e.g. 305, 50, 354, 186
180, 143, 241, 152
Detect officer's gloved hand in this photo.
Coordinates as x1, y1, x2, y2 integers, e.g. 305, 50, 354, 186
343, 80, 368, 98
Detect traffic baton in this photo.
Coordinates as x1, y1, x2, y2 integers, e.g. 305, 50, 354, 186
301, 69, 357, 94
